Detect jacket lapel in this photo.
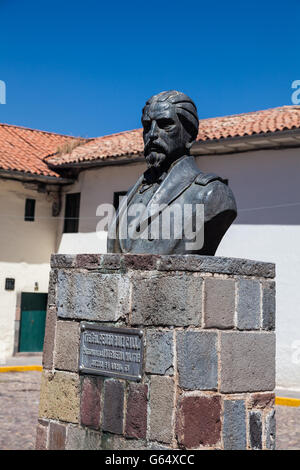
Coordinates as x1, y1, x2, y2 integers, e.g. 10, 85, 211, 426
108, 156, 201, 252
138, 156, 200, 226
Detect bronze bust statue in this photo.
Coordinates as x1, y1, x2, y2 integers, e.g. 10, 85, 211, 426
107, 90, 237, 255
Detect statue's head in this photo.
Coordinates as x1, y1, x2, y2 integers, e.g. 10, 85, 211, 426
141, 90, 199, 169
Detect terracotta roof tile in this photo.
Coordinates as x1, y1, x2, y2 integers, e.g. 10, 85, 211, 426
0, 123, 83, 178
46, 105, 300, 167
3, 105, 300, 177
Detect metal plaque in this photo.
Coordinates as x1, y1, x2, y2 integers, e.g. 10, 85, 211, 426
79, 323, 144, 381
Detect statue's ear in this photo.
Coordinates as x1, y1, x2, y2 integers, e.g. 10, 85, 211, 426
185, 141, 194, 154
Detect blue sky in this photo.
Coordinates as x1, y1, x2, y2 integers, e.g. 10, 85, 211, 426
0, 0, 299, 137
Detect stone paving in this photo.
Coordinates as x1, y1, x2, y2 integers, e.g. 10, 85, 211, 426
0, 371, 41, 450
0, 370, 299, 450
276, 405, 300, 450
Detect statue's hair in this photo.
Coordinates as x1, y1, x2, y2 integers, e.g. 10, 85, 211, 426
143, 90, 199, 141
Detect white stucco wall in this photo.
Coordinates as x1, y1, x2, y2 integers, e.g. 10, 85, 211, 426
58, 147, 300, 390
0, 178, 58, 360
198, 147, 300, 391
57, 162, 146, 254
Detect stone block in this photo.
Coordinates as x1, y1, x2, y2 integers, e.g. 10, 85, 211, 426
176, 395, 221, 448
204, 278, 235, 329
42, 306, 57, 370
149, 376, 175, 444
248, 392, 275, 409
39, 370, 80, 423
47, 269, 58, 307
76, 254, 101, 269
262, 281, 275, 330
145, 330, 174, 375
35, 420, 49, 450
237, 279, 261, 330
54, 320, 80, 372
80, 376, 102, 429
131, 274, 202, 326
66, 425, 101, 450
101, 434, 146, 450
124, 254, 159, 271
102, 380, 125, 434
65, 425, 86, 450
50, 253, 275, 278
125, 383, 148, 439
177, 331, 218, 390
49, 422, 67, 450
220, 332, 275, 393
51, 254, 76, 268
265, 409, 276, 450
156, 255, 275, 278
100, 254, 123, 271
147, 442, 171, 450
249, 410, 262, 450
57, 270, 130, 321
223, 400, 246, 450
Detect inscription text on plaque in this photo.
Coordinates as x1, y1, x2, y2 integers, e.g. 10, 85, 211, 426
79, 323, 143, 381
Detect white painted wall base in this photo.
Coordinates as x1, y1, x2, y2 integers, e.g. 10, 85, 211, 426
0, 178, 58, 360
0, 261, 51, 359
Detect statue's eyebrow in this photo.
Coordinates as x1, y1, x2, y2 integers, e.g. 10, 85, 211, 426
142, 109, 150, 120
157, 117, 174, 123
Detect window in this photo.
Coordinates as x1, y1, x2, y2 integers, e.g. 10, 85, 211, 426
25, 198, 35, 221
113, 191, 127, 211
5, 278, 15, 290
63, 193, 81, 233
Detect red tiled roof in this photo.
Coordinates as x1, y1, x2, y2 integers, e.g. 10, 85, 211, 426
3, 106, 300, 178
46, 105, 300, 167
196, 105, 300, 141
46, 128, 144, 166
0, 123, 82, 178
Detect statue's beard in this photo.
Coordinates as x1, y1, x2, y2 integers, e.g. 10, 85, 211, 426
145, 151, 167, 168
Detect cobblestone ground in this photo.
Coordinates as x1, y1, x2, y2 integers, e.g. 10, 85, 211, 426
276, 405, 300, 450
0, 371, 41, 450
0, 371, 299, 450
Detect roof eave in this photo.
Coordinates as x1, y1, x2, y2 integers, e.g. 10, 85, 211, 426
0, 168, 74, 185
191, 128, 300, 156
47, 153, 145, 170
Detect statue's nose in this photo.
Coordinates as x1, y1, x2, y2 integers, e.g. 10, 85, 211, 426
149, 121, 158, 140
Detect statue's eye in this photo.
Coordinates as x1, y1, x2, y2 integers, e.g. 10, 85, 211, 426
143, 121, 151, 132
157, 118, 174, 130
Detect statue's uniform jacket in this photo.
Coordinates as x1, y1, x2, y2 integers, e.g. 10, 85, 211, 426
107, 156, 237, 255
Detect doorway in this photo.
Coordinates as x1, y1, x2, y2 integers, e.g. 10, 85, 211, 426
19, 293, 47, 352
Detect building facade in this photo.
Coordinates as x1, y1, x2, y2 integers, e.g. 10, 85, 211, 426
1, 106, 300, 391
0, 124, 78, 360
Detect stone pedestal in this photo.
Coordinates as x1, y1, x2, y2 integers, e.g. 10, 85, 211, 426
36, 253, 276, 450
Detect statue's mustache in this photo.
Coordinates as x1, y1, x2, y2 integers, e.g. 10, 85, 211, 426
144, 141, 166, 156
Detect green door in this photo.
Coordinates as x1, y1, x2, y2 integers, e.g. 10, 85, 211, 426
19, 293, 48, 352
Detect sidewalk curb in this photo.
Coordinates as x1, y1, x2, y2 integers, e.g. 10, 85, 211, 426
0, 365, 42, 373
275, 396, 300, 407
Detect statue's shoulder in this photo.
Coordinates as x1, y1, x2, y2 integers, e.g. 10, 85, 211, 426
192, 170, 237, 217
194, 171, 227, 186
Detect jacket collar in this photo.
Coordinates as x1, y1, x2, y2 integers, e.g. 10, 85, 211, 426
138, 155, 200, 223
110, 156, 200, 248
